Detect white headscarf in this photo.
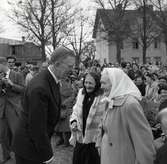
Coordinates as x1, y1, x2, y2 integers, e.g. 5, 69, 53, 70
101, 68, 142, 108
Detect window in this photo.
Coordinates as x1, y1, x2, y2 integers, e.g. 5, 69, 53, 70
154, 38, 160, 49
120, 41, 124, 49
132, 39, 139, 49
12, 46, 16, 55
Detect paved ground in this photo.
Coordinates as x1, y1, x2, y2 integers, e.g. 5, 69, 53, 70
0, 136, 74, 164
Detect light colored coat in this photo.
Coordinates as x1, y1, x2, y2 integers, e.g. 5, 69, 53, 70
70, 88, 105, 145
99, 95, 156, 164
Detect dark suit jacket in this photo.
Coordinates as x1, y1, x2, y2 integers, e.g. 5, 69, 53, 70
12, 69, 61, 162
0, 70, 25, 118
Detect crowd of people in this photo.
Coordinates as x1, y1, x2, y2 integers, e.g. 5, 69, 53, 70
0, 48, 167, 164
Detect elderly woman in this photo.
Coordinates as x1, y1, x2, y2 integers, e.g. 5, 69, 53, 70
70, 71, 105, 164
98, 68, 155, 164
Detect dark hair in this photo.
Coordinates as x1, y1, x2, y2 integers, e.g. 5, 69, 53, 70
82, 71, 103, 96
145, 73, 154, 80
121, 62, 127, 68
6, 56, 16, 62
49, 46, 75, 64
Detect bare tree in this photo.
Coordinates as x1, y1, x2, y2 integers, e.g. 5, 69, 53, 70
65, 9, 92, 68
93, 0, 132, 63
8, 0, 74, 61
47, 0, 76, 50
8, 0, 52, 61
132, 0, 161, 63
148, 0, 167, 56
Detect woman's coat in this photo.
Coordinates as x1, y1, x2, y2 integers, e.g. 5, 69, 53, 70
70, 88, 105, 145
99, 95, 156, 164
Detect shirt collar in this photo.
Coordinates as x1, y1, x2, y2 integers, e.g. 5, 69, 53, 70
48, 66, 59, 84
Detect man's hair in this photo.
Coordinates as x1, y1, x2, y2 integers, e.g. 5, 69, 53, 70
49, 46, 75, 65
6, 56, 16, 62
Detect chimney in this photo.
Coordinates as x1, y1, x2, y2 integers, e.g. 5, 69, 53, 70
22, 36, 25, 42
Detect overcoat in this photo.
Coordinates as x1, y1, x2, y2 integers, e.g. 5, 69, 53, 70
99, 95, 156, 164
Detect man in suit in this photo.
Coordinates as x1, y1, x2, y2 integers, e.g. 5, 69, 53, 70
12, 47, 75, 164
0, 57, 25, 163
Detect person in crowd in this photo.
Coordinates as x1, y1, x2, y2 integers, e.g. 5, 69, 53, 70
159, 76, 167, 86
6, 56, 16, 70
121, 61, 128, 74
98, 68, 155, 164
0, 57, 25, 163
25, 65, 39, 86
70, 71, 105, 164
135, 74, 146, 96
54, 73, 76, 147
154, 99, 167, 164
145, 72, 158, 102
12, 47, 75, 164
39, 61, 49, 72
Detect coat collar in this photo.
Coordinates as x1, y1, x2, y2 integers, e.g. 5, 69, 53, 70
113, 95, 129, 107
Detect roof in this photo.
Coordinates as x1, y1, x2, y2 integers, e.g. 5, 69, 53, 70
0, 37, 24, 45
92, 8, 147, 38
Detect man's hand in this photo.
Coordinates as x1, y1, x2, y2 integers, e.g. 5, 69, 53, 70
2, 78, 14, 87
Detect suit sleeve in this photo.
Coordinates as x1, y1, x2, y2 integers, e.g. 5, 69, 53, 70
125, 99, 156, 164
70, 89, 82, 124
28, 87, 53, 162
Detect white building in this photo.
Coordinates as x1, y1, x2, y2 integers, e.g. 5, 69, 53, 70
93, 8, 167, 65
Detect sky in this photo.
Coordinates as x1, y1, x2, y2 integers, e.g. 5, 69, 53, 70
0, 0, 96, 40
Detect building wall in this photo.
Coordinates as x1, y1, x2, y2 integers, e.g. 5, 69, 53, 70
0, 42, 42, 64
0, 44, 10, 57
95, 20, 109, 65
96, 33, 167, 64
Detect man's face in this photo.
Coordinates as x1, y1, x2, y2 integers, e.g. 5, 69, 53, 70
55, 56, 75, 79
7, 58, 15, 69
